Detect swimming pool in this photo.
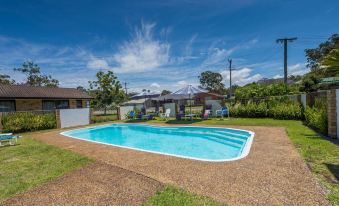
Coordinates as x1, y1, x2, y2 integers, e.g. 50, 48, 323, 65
61, 124, 254, 162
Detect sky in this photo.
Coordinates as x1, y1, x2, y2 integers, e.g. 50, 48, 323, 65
0, 0, 338, 92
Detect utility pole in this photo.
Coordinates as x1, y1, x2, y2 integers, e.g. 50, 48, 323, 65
124, 82, 128, 95
228, 59, 236, 99
276, 37, 297, 84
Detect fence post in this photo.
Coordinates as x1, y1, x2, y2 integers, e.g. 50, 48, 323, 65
327, 89, 337, 139
55, 109, 61, 129
117, 106, 121, 120
0, 112, 2, 131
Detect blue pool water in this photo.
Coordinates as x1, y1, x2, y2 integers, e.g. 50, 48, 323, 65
61, 124, 254, 161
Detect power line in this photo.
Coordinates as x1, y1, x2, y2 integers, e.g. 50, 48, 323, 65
276, 37, 297, 84
228, 58, 236, 98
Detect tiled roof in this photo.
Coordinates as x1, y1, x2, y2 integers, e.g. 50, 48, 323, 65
0, 84, 93, 99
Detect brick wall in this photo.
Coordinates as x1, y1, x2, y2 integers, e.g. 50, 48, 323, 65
327, 89, 337, 138
15, 99, 42, 111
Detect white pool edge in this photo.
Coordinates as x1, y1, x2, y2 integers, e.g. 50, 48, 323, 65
60, 123, 255, 162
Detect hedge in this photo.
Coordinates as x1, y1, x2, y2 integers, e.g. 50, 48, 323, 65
229, 101, 302, 120
2, 112, 56, 133
91, 115, 117, 123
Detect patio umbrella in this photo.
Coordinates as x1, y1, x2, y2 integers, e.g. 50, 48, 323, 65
171, 85, 207, 114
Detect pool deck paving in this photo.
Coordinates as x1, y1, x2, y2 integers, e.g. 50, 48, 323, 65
3, 123, 331, 206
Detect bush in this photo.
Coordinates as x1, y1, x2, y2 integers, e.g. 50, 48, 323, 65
229, 102, 268, 118
304, 100, 328, 134
229, 101, 302, 120
269, 102, 303, 120
91, 115, 117, 123
2, 112, 56, 133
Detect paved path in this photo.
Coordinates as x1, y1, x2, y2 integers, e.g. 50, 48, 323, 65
3, 124, 331, 205
1, 161, 163, 206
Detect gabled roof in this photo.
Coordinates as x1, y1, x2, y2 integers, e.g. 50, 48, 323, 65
0, 84, 93, 99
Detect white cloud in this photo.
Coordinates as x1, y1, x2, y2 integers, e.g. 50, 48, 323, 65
87, 57, 110, 70
221, 67, 262, 86
273, 74, 283, 79
176, 80, 188, 86
289, 63, 309, 75
150, 82, 160, 88
111, 22, 170, 73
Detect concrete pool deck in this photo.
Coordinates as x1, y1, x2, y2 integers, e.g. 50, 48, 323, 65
6, 123, 331, 205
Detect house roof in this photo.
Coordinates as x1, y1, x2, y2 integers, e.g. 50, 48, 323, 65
0, 84, 93, 99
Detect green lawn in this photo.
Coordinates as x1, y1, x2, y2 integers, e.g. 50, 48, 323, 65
132, 117, 338, 205
143, 186, 220, 206
0, 135, 92, 202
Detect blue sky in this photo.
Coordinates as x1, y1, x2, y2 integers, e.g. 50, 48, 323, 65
0, 0, 338, 92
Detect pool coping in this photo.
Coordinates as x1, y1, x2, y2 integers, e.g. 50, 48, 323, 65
60, 123, 255, 162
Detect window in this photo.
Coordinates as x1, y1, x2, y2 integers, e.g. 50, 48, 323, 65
76, 100, 82, 108
43, 100, 69, 110
0, 100, 15, 112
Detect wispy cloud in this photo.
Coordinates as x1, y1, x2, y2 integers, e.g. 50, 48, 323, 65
108, 22, 170, 73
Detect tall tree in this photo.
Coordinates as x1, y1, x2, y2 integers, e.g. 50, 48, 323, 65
305, 34, 339, 75
301, 34, 339, 92
161, 89, 171, 96
199, 71, 225, 94
89, 71, 126, 114
0, 74, 15, 85
321, 49, 339, 77
14, 61, 59, 87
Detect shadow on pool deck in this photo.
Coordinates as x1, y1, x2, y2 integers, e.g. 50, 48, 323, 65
15, 124, 331, 206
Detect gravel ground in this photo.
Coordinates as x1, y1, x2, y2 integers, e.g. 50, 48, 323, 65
1, 161, 163, 206
4, 123, 331, 206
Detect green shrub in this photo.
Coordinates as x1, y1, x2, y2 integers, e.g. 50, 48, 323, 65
229, 101, 302, 120
91, 115, 117, 123
304, 100, 328, 134
2, 112, 56, 133
269, 102, 303, 120
230, 102, 268, 118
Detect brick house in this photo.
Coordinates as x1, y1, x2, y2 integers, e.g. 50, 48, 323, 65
0, 84, 93, 112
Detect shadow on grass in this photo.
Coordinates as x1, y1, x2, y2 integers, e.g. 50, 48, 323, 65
325, 163, 339, 183
124, 119, 150, 123
166, 119, 203, 124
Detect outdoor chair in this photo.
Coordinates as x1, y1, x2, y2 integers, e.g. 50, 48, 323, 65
202, 109, 211, 120
160, 108, 171, 120
216, 107, 229, 119
0, 133, 21, 146
127, 111, 136, 119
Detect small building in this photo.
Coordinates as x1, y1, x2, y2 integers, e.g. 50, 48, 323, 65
0, 84, 93, 112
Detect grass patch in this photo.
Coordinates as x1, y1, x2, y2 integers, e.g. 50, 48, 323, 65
146, 117, 338, 205
0, 135, 91, 203
143, 186, 220, 206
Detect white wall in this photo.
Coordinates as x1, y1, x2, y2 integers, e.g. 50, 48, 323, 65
164, 103, 176, 117
336, 89, 339, 138
60, 108, 90, 128
119, 106, 134, 120
205, 100, 222, 116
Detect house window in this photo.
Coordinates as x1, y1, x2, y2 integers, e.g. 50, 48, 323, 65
76, 100, 82, 108
0, 100, 15, 112
43, 100, 69, 110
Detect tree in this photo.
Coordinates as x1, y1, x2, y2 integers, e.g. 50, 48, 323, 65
301, 34, 339, 92
305, 34, 339, 75
89, 71, 126, 114
76, 86, 87, 93
14, 61, 59, 87
161, 90, 171, 96
321, 49, 339, 77
199, 71, 225, 94
0, 74, 15, 85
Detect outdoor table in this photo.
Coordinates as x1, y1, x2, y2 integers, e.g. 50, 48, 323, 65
184, 114, 197, 121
